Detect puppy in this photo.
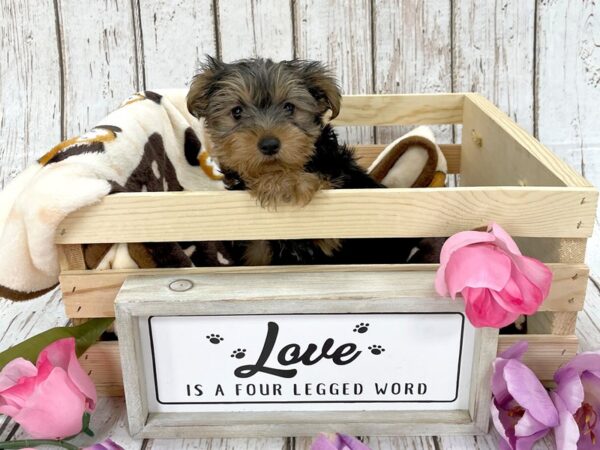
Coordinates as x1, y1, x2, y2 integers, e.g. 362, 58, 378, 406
187, 57, 419, 265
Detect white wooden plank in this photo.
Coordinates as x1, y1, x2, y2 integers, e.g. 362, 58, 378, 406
218, 0, 293, 62
0, 0, 61, 189
577, 279, 600, 351
372, 0, 452, 144
363, 436, 437, 450
536, 1, 600, 278
0, 289, 67, 352
294, 0, 374, 145
453, 0, 536, 135
57, 0, 138, 137
146, 438, 288, 450
137, 0, 216, 88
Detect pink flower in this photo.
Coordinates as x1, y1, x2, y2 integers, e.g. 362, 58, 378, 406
491, 342, 559, 450
551, 352, 600, 449
311, 433, 371, 450
0, 337, 97, 439
435, 223, 552, 328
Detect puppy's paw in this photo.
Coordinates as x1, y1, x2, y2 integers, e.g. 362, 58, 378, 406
250, 172, 327, 209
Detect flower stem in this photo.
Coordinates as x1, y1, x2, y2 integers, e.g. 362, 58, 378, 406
0, 438, 79, 450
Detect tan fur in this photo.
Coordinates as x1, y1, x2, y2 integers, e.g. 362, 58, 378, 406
243, 240, 273, 266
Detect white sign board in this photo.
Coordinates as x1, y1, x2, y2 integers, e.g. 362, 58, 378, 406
116, 272, 498, 438
142, 313, 473, 412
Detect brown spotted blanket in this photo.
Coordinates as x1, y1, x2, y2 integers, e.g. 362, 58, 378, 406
0, 89, 232, 300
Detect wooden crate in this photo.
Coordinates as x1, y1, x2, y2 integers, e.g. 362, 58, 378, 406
55, 93, 597, 396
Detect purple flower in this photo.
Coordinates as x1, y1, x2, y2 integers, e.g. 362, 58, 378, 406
552, 352, 600, 449
84, 438, 124, 450
311, 433, 371, 450
491, 341, 559, 450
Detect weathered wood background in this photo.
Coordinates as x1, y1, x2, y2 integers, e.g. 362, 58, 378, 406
1, 0, 600, 448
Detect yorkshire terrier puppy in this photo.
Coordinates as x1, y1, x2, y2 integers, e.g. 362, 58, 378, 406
187, 57, 420, 265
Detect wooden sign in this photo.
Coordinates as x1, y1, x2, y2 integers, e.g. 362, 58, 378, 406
115, 271, 498, 438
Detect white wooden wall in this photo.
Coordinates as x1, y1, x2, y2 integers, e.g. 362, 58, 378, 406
1, 0, 599, 278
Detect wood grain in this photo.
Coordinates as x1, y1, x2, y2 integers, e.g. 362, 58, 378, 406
218, 0, 293, 61
372, 0, 453, 142
137, 0, 216, 88
58, 0, 138, 137
55, 187, 597, 244
453, 0, 535, 134
294, 0, 374, 145
333, 94, 463, 127
59, 263, 589, 318
0, 0, 61, 189
461, 94, 593, 188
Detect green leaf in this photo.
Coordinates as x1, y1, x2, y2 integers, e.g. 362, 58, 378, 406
81, 412, 94, 437
0, 318, 114, 370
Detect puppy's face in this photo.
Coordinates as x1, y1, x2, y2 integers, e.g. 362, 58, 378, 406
187, 57, 341, 207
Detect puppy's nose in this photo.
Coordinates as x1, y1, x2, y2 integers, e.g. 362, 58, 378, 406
258, 137, 280, 155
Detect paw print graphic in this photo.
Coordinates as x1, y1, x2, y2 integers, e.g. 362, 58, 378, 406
231, 349, 247, 359
353, 322, 369, 334
368, 345, 385, 355
206, 334, 224, 344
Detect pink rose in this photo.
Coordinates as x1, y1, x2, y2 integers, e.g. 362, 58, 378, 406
435, 223, 552, 328
0, 337, 97, 439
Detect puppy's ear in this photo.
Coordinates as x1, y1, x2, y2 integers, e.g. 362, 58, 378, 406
294, 61, 342, 120
187, 56, 225, 118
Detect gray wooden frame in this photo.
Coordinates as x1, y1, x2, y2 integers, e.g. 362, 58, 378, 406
115, 273, 499, 438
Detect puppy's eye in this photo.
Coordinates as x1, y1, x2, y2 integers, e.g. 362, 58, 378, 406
283, 102, 295, 114
231, 106, 243, 120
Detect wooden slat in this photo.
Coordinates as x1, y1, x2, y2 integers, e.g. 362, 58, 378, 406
59, 263, 588, 318
453, 0, 535, 135
528, 311, 578, 336
372, 0, 453, 142
218, 0, 293, 61
55, 186, 597, 244
294, 0, 374, 144
137, 0, 216, 88
333, 94, 464, 127
461, 93, 592, 188
81, 334, 578, 397
59, 0, 138, 136
355, 143, 460, 173
0, 0, 61, 189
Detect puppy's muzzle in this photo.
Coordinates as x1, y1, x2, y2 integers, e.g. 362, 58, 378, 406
258, 136, 280, 155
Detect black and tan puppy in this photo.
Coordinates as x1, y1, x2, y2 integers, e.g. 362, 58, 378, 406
187, 57, 421, 265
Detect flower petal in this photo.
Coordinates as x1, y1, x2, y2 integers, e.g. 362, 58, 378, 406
514, 410, 549, 437
510, 255, 553, 301
36, 337, 96, 411
491, 401, 513, 449
311, 434, 339, 450
0, 358, 37, 391
337, 434, 371, 450
464, 287, 519, 328
551, 392, 581, 450
553, 367, 585, 413
444, 245, 512, 297
504, 359, 559, 427
491, 264, 544, 315
13, 367, 86, 439
439, 230, 496, 267
558, 352, 600, 378
499, 341, 528, 361
514, 429, 551, 450
488, 223, 522, 256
